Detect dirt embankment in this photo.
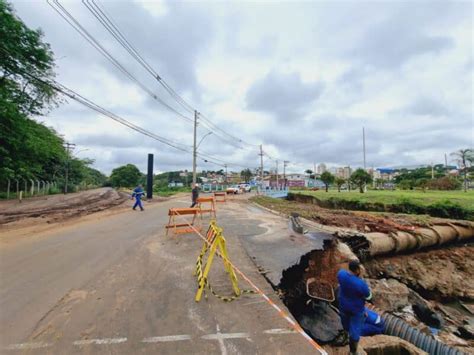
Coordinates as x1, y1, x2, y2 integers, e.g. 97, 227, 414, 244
0, 188, 129, 228
252, 196, 443, 234
365, 244, 474, 301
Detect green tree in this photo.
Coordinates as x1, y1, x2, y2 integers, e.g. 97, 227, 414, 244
320, 171, 335, 192
240, 168, 252, 183
415, 178, 428, 192
0, 0, 63, 185
110, 164, 142, 188
350, 168, 373, 193
305, 169, 315, 179
451, 148, 473, 192
335, 177, 346, 192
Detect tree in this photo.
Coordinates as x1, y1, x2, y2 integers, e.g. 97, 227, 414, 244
0, 0, 62, 185
110, 164, 142, 188
451, 149, 473, 192
240, 168, 252, 183
320, 171, 335, 192
305, 169, 315, 179
335, 177, 346, 192
415, 178, 428, 192
350, 168, 373, 193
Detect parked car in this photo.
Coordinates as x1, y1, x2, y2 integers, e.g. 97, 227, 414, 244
226, 185, 240, 194
239, 184, 251, 192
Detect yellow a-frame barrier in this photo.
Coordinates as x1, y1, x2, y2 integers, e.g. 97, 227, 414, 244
195, 221, 241, 302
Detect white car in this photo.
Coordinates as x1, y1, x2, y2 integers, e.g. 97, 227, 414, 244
239, 184, 251, 192
226, 185, 240, 194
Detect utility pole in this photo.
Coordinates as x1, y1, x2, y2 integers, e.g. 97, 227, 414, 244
64, 142, 76, 194
363, 127, 366, 170
192, 110, 198, 186
445, 153, 448, 175
276, 160, 279, 188
431, 162, 434, 179
224, 164, 228, 184
259, 144, 264, 187
283, 160, 289, 189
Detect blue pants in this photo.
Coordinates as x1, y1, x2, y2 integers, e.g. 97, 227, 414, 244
133, 198, 143, 210
340, 310, 365, 342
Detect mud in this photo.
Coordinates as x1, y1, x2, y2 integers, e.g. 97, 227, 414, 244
364, 244, 474, 301
252, 196, 451, 234
0, 188, 129, 227
259, 201, 474, 353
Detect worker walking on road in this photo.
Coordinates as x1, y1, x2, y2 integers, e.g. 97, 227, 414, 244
132, 184, 145, 211
190, 183, 200, 208
337, 260, 372, 355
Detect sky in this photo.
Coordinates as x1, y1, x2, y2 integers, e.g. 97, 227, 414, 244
11, 0, 474, 174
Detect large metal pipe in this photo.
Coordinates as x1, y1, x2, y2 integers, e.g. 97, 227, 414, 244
348, 221, 474, 258
382, 313, 466, 355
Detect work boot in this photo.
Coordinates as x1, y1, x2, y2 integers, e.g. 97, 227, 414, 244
349, 340, 360, 355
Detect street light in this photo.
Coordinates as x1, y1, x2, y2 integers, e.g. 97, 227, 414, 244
193, 132, 213, 185
197, 132, 213, 150
75, 148, 90, 156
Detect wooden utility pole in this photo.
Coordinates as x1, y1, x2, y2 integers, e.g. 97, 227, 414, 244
259, 144, 264, 186
283, 160, 289, 188
363, 127, 366, 170
64, 142, 76, 194
276, 160, 279, 188
192, 110, 198, 185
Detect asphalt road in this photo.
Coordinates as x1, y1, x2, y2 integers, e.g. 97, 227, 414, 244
0, 195, 319, 354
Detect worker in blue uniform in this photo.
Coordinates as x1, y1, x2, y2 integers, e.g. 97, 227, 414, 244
337, 260, 372, 355
132, 184, 145, 211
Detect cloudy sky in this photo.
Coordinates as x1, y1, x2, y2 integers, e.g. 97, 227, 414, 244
12, 0, 473, 174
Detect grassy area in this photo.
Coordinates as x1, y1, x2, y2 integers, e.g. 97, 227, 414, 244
154, 186, 191, 197
289, 190, 474, 220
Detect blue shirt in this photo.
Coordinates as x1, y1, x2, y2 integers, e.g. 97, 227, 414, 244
337, 269, 371, 314
132, 187, 144, 200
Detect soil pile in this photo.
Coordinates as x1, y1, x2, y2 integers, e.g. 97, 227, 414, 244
0, 188, 129, 227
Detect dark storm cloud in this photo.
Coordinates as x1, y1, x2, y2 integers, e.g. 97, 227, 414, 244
245, 71, 324, 121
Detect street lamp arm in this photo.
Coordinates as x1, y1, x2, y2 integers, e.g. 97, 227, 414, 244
196, 132, 213, 150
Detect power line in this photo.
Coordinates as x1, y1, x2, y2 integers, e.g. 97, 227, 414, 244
48, 0, 193, 124
1, 56, 246, 168
81, 0, 259, 151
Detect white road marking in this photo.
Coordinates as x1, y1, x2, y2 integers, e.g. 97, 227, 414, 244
5, 342, 51, 350
263, 328, 297, 335
5, 328, 299, 351
202, 332, 251, 340
142, 335, 192, 343
212, 324, 227, 355
73, 338, 127, 346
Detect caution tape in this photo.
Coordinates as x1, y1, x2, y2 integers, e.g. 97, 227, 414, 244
195, 229, 255, 302
174, 211, 328, 355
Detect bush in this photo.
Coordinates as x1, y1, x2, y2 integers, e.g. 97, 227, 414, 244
426, 200, 471, 220
426, 177, 461, 191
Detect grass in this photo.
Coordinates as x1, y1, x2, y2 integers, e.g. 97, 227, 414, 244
293, 190, 474, 208
154, 186, 191, 197
289, 189, 474, 220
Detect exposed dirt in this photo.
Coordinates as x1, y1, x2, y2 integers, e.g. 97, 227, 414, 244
252, 196, 451, 234
0, 188, 129, 228
364, 244, 474, 301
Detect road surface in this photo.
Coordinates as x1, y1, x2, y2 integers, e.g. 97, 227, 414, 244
0, 194, 319, 354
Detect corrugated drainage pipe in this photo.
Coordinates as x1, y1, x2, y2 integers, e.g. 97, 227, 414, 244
382, 313, 466, 355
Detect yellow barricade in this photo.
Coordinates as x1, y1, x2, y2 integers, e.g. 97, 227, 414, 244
194, 221, 243, 302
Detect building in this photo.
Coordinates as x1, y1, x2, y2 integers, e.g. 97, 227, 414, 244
317, 163, 327, 174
